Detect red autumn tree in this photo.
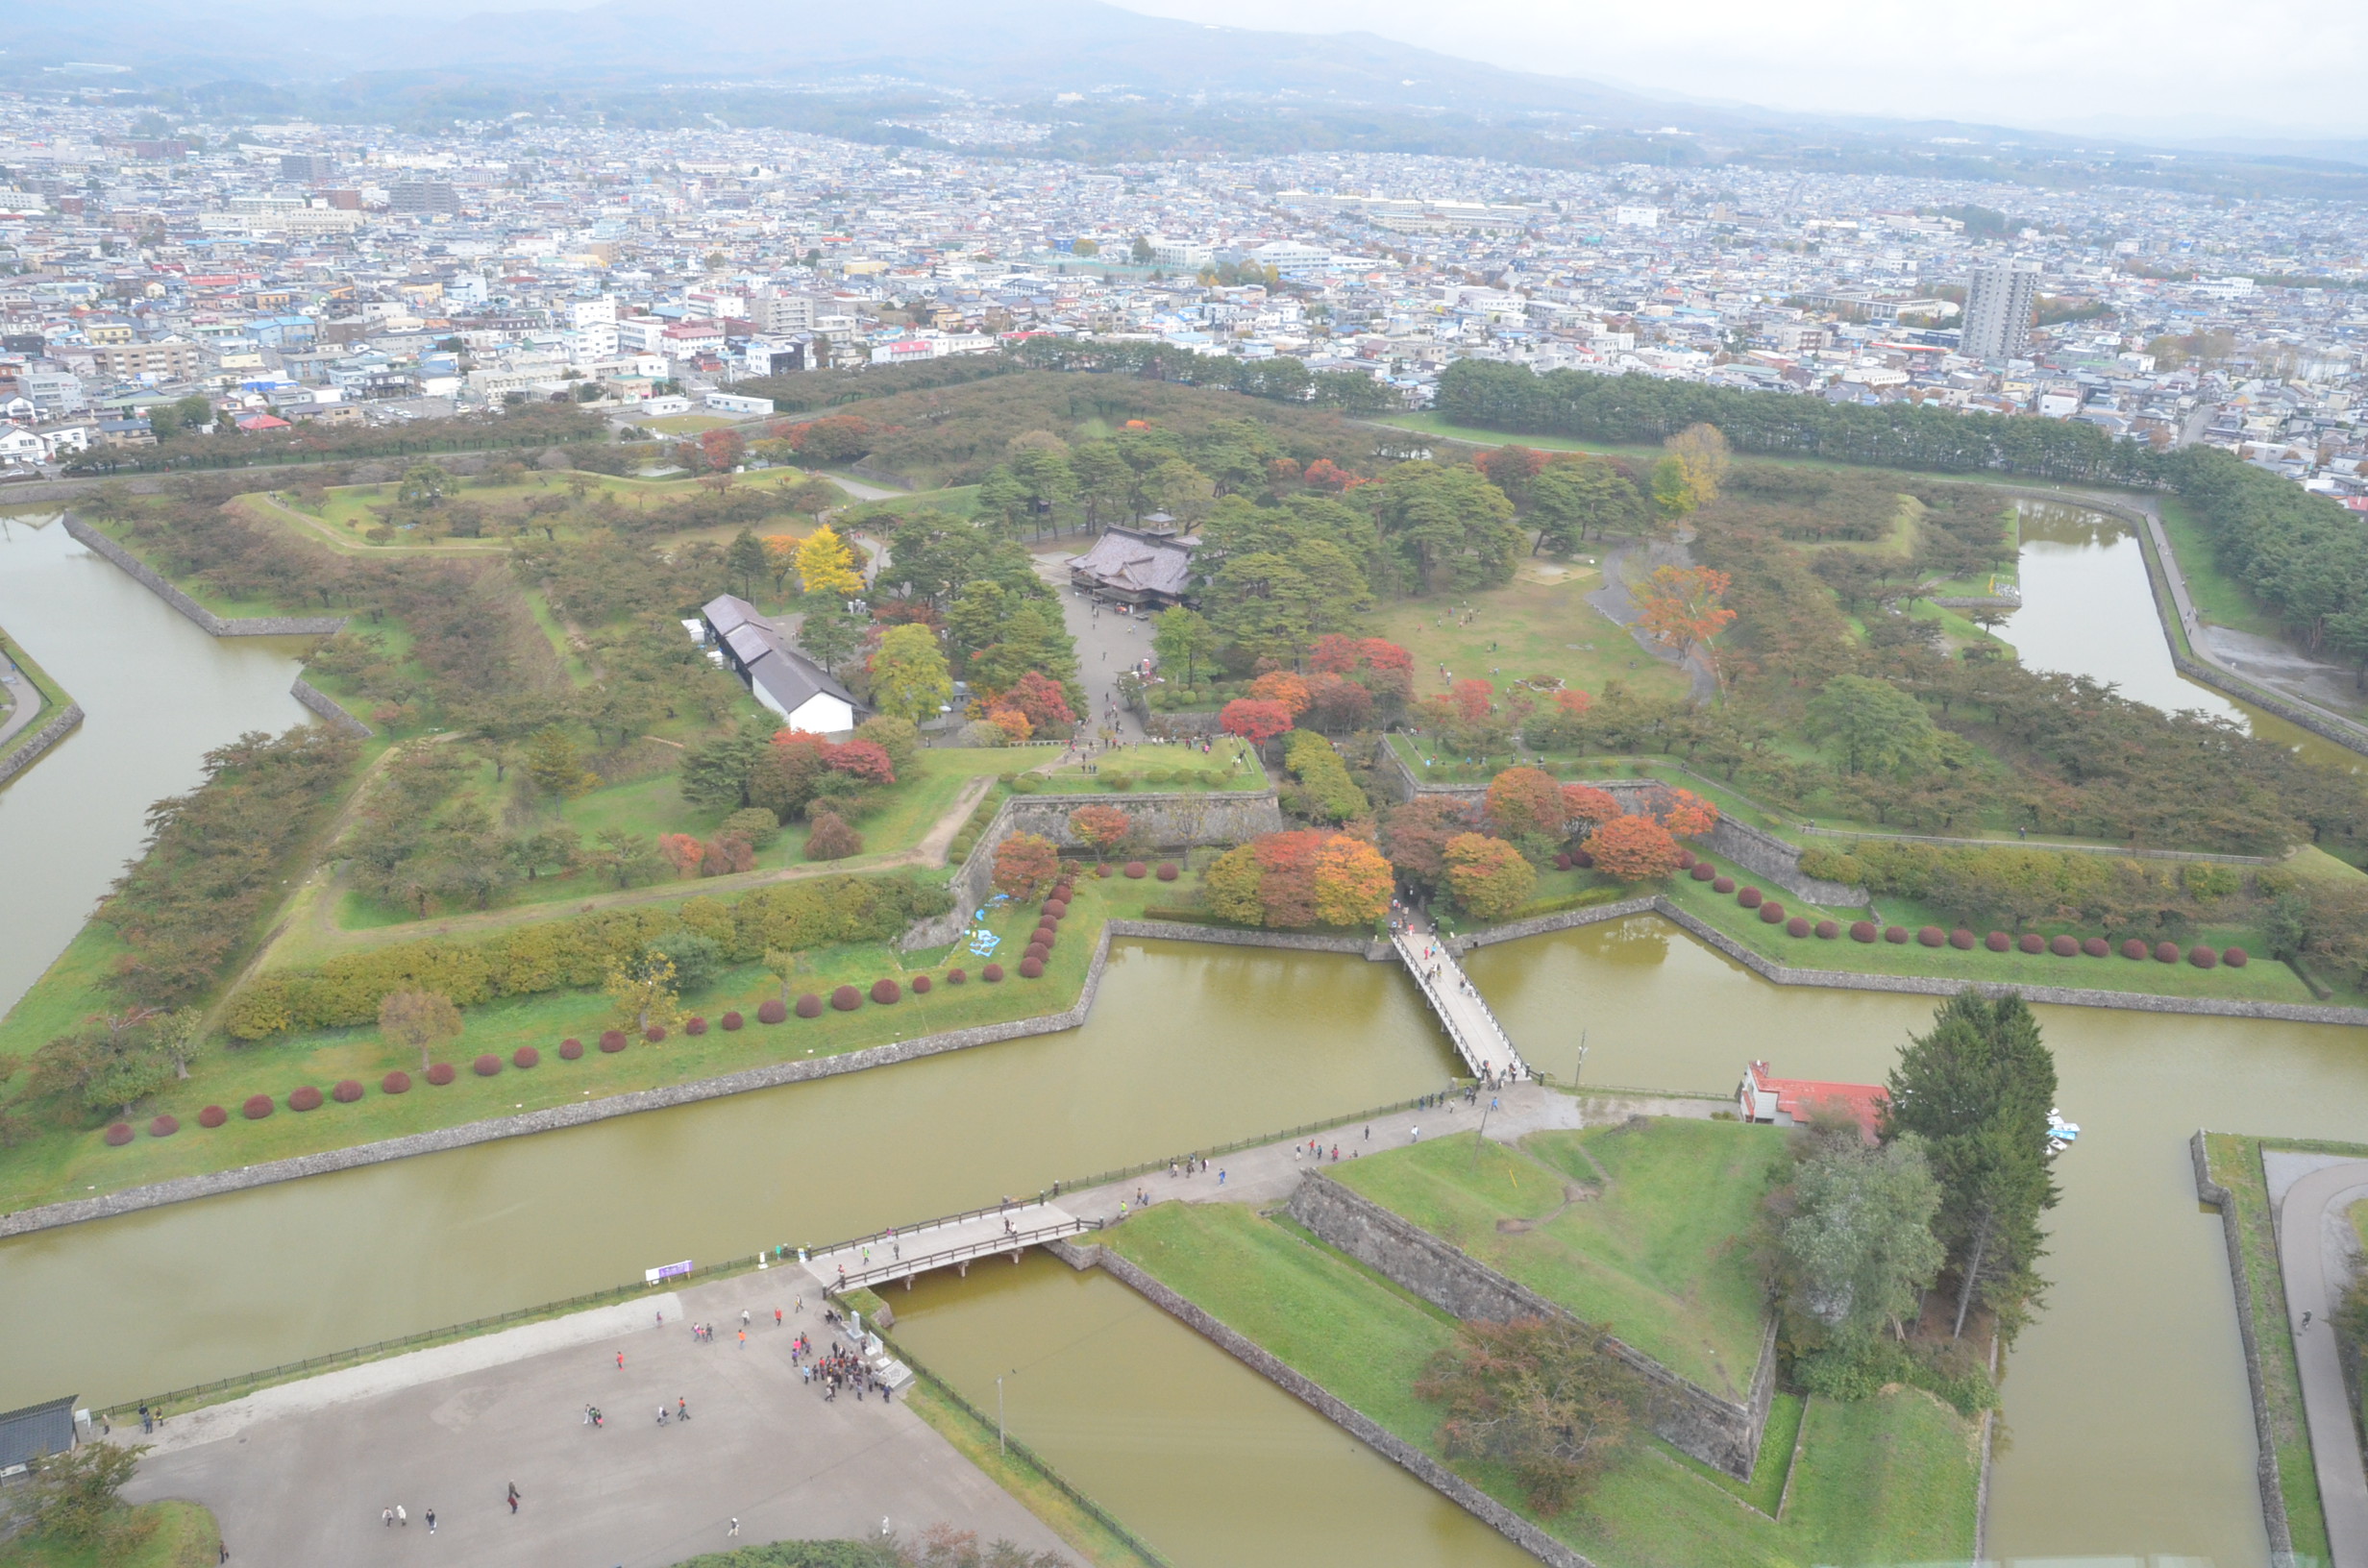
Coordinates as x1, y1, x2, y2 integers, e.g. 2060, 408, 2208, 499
1301, 457, 1353, 491
701, 835, 755, 876
1221, 698, 1295, 744
658, 833, 705, 878
1268, 456, 1304, 487
1632, 565, 1737, 688
1250, 671, 1313, 716
1552, 688, 1592, 718
992, 832, 1061, 899
788, 414, 875, 463
1450, 679, 1496, 724
1485, 766, 1567, 840
1560, 785, 1621, 827
698, 428, 748, 473
1384, 796, 1479, 890
1067, 803, 1132, 863
1475, 445, 1546, 507
1247, 828, 1328, 926
825, 738, 897, 785
1586, 814, 1685, 882
1003, 670, 1076, 731
1309, 633, 1364, 674
1307, 674, 1374, 732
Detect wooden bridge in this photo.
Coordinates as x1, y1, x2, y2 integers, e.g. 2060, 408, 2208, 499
1393, 926, 1530, 1084
801, 1200, 1097, 1295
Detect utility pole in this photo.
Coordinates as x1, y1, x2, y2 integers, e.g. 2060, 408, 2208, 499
997, 1375, 1005, 1456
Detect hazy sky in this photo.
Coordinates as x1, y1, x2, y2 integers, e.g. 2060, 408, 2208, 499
1108, 0, 2368, 140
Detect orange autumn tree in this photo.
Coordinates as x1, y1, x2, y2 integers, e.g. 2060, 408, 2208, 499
1221, 698, 1295, 745
1443, 833, 1537, 920
1207, 829, 1393, 928
1560, 784, 1621, 829
1067, 803, 1132, 864
992, 832, 1061, 899
1586, 814, 1686, 882
1249, 670, 1313, 716
1632, 565, 1736, 690
1644, 785, 1719, 839
1484, 766, 1567, 841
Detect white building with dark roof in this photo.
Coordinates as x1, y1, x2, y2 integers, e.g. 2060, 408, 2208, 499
700, 594, 863, 734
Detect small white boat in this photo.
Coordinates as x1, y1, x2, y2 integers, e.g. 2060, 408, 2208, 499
2046, 1109, 2080, 1151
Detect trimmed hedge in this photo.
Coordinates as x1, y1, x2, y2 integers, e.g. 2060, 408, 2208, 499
758, 999, 789, 1024
1850, 920, 1877, 942
871, 978, 901, 1005
912, 974, 932, 994
2155, 941, 2181, 964
2123, 938, 2150, 960
333, 1079, 364, 1102
513, 1046, 540, 1068
831, 985, 862, 1011
2050, 935, 2079, 957
288, 1086, 324, 1112
1738, 887, 1764, 909
1713, 876, 1735, 894
426, 1063, 457, 1085
2225, 946, 2250, 968
1690, 862, 1715, 881
1986, 931, 2011, 952
1156, 862, 1179, 882
643, 1025, 667, 1042
1814, 919, 1838, 939
1785, 916, 1811, 937
199, 1104, 229, 1127
1759, 902, 1786, 923
223, 872, 955, 1040
105, 1122, 134, 1146
1019, 956, 1046, 978
1950, 929, 1975, 950
2189, 944, 2218, 968
558, 1039, 584, 1060
1884, 925, 1909, 943
947, 968, 967, 984
983, 963, 1004, 982
721, 1011, 745, 1030
599, 1030, 629, 1052
2019, 934, 2046, 954
1025, 943, 1050, 964
796, 993, 824, 1018
1917, 926, 1944, 947
382, 1071, 411, 1094
1124, 861, 1147, 878
685, 1016, 708, 1036
242, 1094, 274, 1119
2083, 938, 2110, 958
149, 1114, 179, 1138
474, 1054, 502, 1076
1572, 849, 1596, 870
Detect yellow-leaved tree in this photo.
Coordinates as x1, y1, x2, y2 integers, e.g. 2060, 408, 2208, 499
797, 525, 865, 599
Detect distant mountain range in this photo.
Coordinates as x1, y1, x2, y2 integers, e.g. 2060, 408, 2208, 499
8, 0, 2368, 192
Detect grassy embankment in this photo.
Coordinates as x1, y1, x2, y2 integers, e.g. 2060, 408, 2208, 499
1103, 1133, 1980, 1566
0, 1502, 221, 1568
0, 621, 75, 772
2199, 1132, 2368, 1564
1327, 1122, 1784, 1396
2157, 493, 2287, 640
0, 866, 1189, 1214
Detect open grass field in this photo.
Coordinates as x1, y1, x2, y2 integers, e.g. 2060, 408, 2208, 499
1103, 1196, 1979, 1567
0, 869, 1183, 1213
1029, 737, 1265, 794
0, 1502, 221, 1568
1367, 560, 1692, 718
1329, 1122, 1784, 1393
240, 466, 827, 553
2200, 1131, 2360, 1564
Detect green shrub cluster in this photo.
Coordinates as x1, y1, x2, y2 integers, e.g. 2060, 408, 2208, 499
1282, 730, 1369, 822
1825, 838, 2246, 935
226, 874, 951, 1039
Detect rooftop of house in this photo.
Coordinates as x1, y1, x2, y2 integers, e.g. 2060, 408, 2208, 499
1739, 1059, 1888, 1140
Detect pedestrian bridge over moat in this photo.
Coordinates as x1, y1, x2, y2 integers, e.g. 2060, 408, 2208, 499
802, 1200, 1094, 1295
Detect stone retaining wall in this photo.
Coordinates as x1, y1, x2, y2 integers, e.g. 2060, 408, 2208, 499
1286, 1171, 1773, 1480
1451, 896, 1661, 950
1064, 1241, 1595, 1568
0, 701, 84, 789
289, 677, 373, 738
2191, 1131, 2298, 1561
1103, 919, 1390, 960
902, 788, 1286, 950
0, 927, 1121, 1240
64, 514, 348, 637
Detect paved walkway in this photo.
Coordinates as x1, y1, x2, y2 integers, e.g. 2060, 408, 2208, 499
2277, 1158, 2368, 1567
802, 1202, 1089, 1294
1394, 923, 1529, 1083
122, 1270, 1066, 1568
0, 660, 41, 753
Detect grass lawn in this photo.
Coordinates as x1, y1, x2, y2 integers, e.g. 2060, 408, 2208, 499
1104, 1199, 1979, 1567
1329, 1122, 1783, 1394
1658, 844, 2331, 1004
2158, 495, 2286, 639
244, 467, 825, 552
0, 620, 75, 771
0, 1502, 221, 1568
642, 413, 739, 434
1367, 563, 1693, 717
2201, 1132, 2359, 1564
0, 871, 1178, 1215
1029, 737, 1266, 794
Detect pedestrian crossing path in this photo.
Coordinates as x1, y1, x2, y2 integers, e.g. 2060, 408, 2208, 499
799, 1200, 1093, 1295
1393, 926, 1530, 1084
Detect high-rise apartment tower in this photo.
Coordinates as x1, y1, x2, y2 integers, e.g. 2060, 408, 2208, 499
1961, 260, 2040, 360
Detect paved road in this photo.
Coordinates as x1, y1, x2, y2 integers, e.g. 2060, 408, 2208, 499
124, 1270, 1068, 1568
1032, 541, 1155, 743
0, 661, 42, 754
2278, 1159, 2368, 1567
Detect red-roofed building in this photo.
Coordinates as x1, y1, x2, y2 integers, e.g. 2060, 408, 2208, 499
1737, 1061, 1887, 1141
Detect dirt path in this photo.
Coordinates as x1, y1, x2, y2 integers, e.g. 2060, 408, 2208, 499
257, 772, 996, 969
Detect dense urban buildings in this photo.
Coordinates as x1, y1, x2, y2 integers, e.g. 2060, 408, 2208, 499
4, 92, 2367, 501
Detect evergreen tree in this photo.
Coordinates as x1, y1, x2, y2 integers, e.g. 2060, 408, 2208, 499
1882, 992, 2060, 1338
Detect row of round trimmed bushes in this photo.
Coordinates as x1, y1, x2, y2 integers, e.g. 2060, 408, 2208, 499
1712, 876, 2251, 969
114, 883, 1088, 1145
